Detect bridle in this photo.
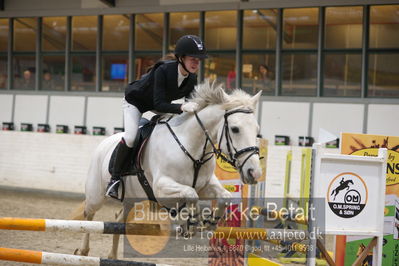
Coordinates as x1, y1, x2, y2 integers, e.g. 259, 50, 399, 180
196, 108, 260, 177
160, 108, 260, 190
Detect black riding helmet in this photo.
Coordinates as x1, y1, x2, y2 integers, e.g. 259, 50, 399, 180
174, 35, 208, 59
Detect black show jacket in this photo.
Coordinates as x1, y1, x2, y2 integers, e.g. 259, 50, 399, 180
125, 61, 197, 114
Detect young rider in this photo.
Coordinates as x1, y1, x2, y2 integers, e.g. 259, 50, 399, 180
106, 35, 208, 199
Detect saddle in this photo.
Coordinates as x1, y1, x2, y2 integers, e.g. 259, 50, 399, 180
108, 115, 161, 177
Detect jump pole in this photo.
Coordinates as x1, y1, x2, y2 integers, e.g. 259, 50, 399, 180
0, 247, 169, 266
0, 217, 161, 235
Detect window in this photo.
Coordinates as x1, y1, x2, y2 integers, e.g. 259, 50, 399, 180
204, 11, 236, 89
204, 54, 235, 91
281, 53, 317, 96
370, 5, 399, 48
368, 5, 399, 98
242, 54, 275, 95
13, 18, 37, 90
205, 11, 237, 50
102, 54, 128, 92
41, 17, 66, 90
71, 55, 96, 91
72, 16, 97, 51
282, 8, 318, 96
0, 19, 8, 52
1, 6, 397, 99
325, 7, 363, 49
368, 53, 399, 97
242, 9, 277, 95
42, 55, 65, 90
283, 8, 318, 49
135, 13, 163, 51
13, 55, 36, 90
323, 6, 363, 97
243, 9, 277, 50
169, 12, 200, 50
71, 16, 97, 91
103, 15, 129, 51
14, 18, 37, 51
0, 19, 8, 89
42, 17, 67, 51
324, 53, 362, 96
0, 56, 6, 89
102, 15, 129, 91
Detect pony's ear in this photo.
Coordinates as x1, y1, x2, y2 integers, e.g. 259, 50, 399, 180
251, 91, 262, 106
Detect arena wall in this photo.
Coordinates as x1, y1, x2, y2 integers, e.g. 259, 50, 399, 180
2, 95, 399, 144
0, 131, 104, 194
0, 130, 339, 197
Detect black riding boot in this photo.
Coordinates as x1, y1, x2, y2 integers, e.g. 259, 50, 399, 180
106, 138, 132, 199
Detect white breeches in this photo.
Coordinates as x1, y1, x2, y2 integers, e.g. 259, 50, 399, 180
122, 98, 142, 147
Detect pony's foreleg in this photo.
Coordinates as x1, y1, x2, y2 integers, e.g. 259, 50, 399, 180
74, 212, 95, 256
154, 176, 199, 202
154, 176, 200, 235
198, 174, 232, 199
198, 174, 232, 228
108, 208, 123, 259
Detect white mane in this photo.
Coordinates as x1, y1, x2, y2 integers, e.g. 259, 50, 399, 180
169, 80, 257, 126
190, 79, 256, 111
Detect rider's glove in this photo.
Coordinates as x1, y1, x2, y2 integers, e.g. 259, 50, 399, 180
181, 102, 199, 113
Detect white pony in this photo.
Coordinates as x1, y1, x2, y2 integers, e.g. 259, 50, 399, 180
72, 80, 262, 258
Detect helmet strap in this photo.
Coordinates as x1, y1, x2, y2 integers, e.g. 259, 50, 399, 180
177, 56, 191, 74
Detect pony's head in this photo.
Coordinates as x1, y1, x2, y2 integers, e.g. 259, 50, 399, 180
191, 80, 262, 184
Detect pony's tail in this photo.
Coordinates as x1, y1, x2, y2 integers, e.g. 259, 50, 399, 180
69, 200, 86, 220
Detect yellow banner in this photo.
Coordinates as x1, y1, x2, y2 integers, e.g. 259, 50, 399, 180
341, 133, 399, 196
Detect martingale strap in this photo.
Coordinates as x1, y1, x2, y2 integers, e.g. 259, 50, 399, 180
137, 170, 157, 202
159, 120, 214, 189
135, 137, 157, 202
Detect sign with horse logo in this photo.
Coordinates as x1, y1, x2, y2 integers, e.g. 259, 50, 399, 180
311, 144, 387, 265
312, 144, 386, 237
327, 172, 368, 218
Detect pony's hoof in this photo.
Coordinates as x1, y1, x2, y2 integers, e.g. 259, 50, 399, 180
108, 253, 117, 260
74, 248, 89, 256
202, 221, 217, 231
220, 190, 233, 199
207, 224, 217, 231
180, 187, 199, 202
